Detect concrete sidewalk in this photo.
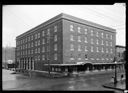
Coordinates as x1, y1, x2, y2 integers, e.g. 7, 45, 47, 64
102, 79, 126, 92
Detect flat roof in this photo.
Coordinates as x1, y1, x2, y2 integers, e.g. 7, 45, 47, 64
16, 13, 116, 39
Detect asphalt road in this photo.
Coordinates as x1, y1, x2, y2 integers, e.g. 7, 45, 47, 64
2, 69, 125, 91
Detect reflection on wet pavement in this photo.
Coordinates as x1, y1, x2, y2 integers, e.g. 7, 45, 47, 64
3, 69, 124, 91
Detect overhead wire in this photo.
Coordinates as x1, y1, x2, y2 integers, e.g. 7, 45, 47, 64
84, 6, 124, 23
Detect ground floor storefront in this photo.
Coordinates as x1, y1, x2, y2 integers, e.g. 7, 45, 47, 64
15, 62, 125, 78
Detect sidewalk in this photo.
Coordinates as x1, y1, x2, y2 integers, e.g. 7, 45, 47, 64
73, 69, 125, 77
102, 78, 126, 92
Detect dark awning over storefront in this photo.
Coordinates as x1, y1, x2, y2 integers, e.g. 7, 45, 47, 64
44, 61, 93, 67
44, 62, 124, 67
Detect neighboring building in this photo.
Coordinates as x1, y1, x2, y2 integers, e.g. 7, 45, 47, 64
115, 45, 126, 62
2, 47, 15, 68
15, 13, 116, 73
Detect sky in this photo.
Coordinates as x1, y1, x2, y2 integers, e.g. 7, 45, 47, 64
2, 4, 126, 47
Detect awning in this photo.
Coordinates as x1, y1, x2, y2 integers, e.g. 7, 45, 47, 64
44, 61, 92, 66
92, 62, 124, 65
44, 62, 124, 66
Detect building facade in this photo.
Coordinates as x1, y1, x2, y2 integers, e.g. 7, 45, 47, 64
16, 13, 116, 72
115, 45, 125, 62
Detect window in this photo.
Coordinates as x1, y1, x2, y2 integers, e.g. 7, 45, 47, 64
91, 46, 94, 52
47, 29, 50, 35
96, 58, 99, 60
85, 46, 88, 52
101, 47, 104, 53
42, 39, 45, 44
101, 58, 104, 60
106, 41, 108, 46
31, 42, 33, 47
70, 25, 74, 31
91, 38, 94, 44
106, 48, 108, 53
38, 48, 40, 53
42, 31, 45, 37
101, 40, 104, 45
70, 54, 74, 60
23, 45, 25, 49
106, 34, 108, 39
26, 51, 27, 55
21, 46, 22, 50
110, 42, 112, 46
42, 55, 45, 60
35, 41, 37, 46
85, 54, 88, 60
26, 37, 27, 43
78, 27, 81, 33
54, 44, 57, 51
21, 40, 22, 44
38, 32, 40, 38
47, 37, 50, 43
78, 45, 81, 51
35, 34, 37, 39
54, 26, 57, 32
47, 46, 50, 52
54, 53, 57, 60
35, 48, 37, 53
78, 54, 81, 60
31, 49, 33, 54
110, 35, 113, 40
110, 49, 113, 53
31, 35, 33, 40
91, 30, 93, 36
38, 55, 40, 61
70, 35, 74, 41
96, 39, 99, 45
42, 47, 45, 53
101, 33, 104, 38
84, 37, 88, 43
78, 36, 81, 42
54, 35, 57, 42
28, 50, 30, 55
70, 44, 74, 51
70, 57, 74, 60
96, 31, 99, 37
96, 47, 99, 52
28, 36, 30, 41
38, 40, 40, 46
26, 44, 27, 49
84, 29, 87, 34
28, 43, 30, 48
106, 58, 109, 60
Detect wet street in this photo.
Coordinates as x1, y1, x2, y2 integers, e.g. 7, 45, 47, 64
2, 69, 125, 91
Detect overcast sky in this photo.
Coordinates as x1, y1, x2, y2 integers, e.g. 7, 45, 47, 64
3, 4, 126, 47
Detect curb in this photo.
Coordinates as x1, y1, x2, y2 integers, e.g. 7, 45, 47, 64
102, 81, 125, 91
103, 84, 125, 91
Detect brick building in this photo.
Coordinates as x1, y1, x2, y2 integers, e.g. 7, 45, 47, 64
16, 13, 117, 73
115, 45, 125, 62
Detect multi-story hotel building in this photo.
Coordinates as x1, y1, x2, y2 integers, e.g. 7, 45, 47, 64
16, 13, 116, 73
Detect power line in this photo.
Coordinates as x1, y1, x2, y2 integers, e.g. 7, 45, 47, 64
93, 6, 125, 20
85, 7, 124, 23
111, 24, 125, 27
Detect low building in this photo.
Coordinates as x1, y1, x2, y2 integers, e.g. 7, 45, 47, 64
115, 45, 126, 62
